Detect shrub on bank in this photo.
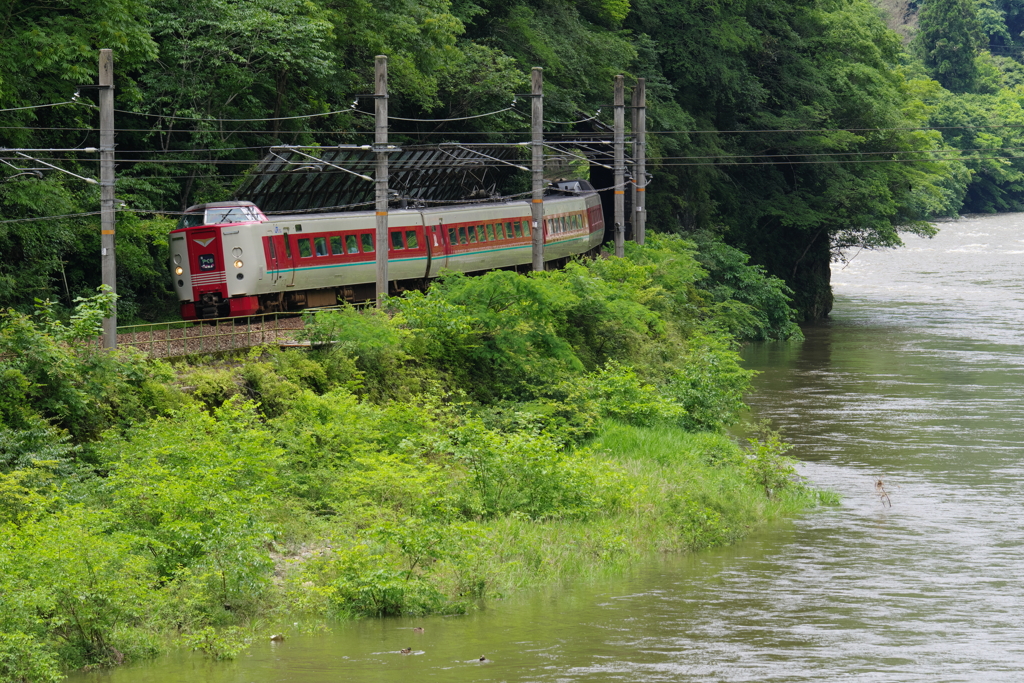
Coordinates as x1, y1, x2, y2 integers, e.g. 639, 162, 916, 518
0, 236, 821, 675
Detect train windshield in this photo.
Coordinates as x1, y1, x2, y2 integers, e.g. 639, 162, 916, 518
175, 213, 208, 230
175, 206, 262, 230
206, 207, 256, 224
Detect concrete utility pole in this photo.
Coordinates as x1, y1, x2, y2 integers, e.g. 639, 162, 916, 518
531, 67, 545, 272
375, 55, 389, 306
613, 74, 625, 258
99, 49, 116, 348
633, 78, 647, 246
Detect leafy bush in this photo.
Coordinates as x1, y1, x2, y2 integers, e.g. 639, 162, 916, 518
448, 420, 625, 520
305, 543, 460, 618
96, 401, 279, 611
180, 626, 251, 660
299, 306, 411, 401
0, 632, 63, 683
745, 423, 800, 499
664, 332, 754, 431
688, 233, 802, 341
0, 291, 167, 442
178, 366, 240, 411
1, 508, 158, 668
570, 360, 686, 426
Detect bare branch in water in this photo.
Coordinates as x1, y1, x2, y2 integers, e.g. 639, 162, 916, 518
875, 479, 892, 507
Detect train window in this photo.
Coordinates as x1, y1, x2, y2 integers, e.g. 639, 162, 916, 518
175, 213, 207, 230
330, 236, 344, 255
468, 226, 478, 243
391, 232, 404, 250
574, 214, 582, 230
448, 227, 458, 245
486, 224, 496, 241
513, 221, 522, 238
206, 207, 250, 224
283, 236, 292, 258
523, 220, 531, 237
298, 238, 312, 258
314, 237, 328, 257
362, 234, 374, 252
458, 226, 468, 245
405, 230, 419, 249
346, 235, 359, 253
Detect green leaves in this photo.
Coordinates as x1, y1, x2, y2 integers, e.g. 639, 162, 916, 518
916, 0, 983, 93
744, 422, 799, 499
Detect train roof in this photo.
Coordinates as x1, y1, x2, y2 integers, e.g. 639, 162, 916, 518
182, 200, 260, 213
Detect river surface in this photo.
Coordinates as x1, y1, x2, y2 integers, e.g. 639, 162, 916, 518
78, 214, 1024, 682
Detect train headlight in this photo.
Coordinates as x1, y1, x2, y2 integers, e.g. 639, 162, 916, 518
175, 266, 184, 275
234, 259, 244, 268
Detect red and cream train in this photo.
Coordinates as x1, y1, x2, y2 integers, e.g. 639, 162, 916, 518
169, 180, 605, 320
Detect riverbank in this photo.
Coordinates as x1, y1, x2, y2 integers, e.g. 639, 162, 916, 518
0, 235, 822, 679
269, 420, 830, 625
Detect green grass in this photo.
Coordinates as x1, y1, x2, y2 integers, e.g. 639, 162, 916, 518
456, 422, 829, 595
278, 420, 835, 617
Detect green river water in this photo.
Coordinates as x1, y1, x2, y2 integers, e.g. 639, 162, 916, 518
76, 214, 1024, 682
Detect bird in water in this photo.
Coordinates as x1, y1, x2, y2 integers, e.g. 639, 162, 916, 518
269, 634, 285, 642
478, 655, 489, 662
412, 627, 424, 633
400, 648, 413, 655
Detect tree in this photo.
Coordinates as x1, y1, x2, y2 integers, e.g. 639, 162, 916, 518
916, 0, 983, 93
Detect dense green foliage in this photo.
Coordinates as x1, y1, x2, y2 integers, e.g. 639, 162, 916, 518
0, 240, 825, 677
4, 0, 1024, 320
917, 0, 983, 92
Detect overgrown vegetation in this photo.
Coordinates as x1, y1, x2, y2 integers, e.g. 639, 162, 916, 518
6, 0, 1024, 321
0, 238, 828, 678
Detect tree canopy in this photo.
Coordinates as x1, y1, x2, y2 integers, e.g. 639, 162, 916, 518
2, 0, 1024, 319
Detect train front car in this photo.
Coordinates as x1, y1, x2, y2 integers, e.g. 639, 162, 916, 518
169, 201, 267, 320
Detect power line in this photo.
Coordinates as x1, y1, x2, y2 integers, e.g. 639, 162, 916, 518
349, 106, 522, 122
0, 211, 102, 225
112, 106, 359, 122
0, 100, 79, 114
7, 149, 1023, 225
21, 141, 1024, 166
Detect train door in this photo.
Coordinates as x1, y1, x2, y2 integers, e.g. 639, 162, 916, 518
281, 228, 297, 287
265, 230, 282, 283
431, 222, 447, 273
188, 228, 227, 303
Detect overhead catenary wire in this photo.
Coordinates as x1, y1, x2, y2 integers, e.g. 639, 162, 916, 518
15, 148, 1024, 226
20, 141, 1024, 165
0, 211, 103, 224
13, 123, 1024, 137
0, 100, 80, 113
350, 105, 521, 122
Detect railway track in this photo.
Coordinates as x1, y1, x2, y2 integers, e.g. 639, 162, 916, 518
116, 313, 307, 358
